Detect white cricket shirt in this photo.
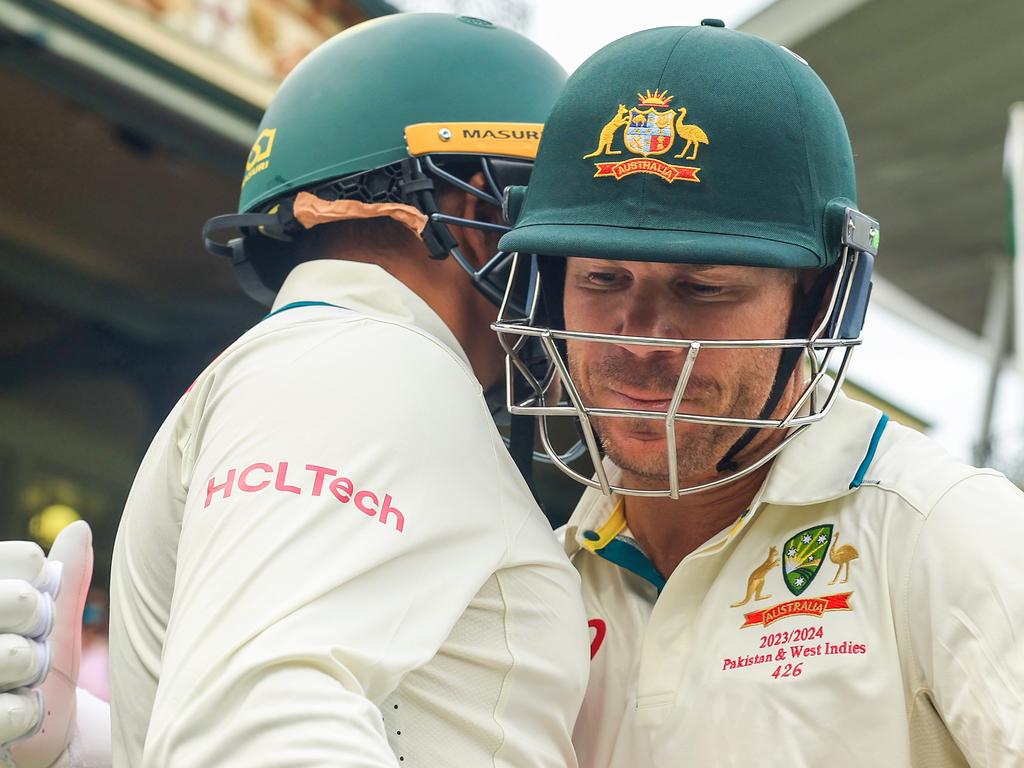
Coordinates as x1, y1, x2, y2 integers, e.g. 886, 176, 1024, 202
109, 260, 589, 767
568, 391, 1024, 767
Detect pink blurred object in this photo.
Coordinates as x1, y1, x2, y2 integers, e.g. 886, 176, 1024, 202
78, 636, 109, 701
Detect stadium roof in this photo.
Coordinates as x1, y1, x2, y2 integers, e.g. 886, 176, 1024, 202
741, 0, 1024, 353
0, 0, 398, 352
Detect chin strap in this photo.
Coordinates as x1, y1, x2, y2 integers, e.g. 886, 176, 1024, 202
486, 380, 540, 502
715, 272, 832, 474
398, 158, 461, 260
509, 413, 538, 502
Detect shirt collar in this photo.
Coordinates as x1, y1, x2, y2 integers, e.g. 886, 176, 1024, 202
563, 390, 888, 557
272, 259, 471, 369
757, 390, 887, 507
563, 460, 623, 558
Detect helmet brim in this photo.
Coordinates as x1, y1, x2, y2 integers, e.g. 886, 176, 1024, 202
498, 223, 824, 269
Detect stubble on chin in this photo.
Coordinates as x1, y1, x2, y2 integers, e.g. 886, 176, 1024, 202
567, 344, 780, 487
565, 347, 728, 485
595, 417, 736, 486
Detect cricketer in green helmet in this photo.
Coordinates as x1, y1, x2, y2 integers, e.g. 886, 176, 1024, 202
494, 20, 1024, 768
0, 13, 590, 768
5, 17, 1024, 768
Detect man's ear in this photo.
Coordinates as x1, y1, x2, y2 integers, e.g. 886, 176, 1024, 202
446, 171, 501, 269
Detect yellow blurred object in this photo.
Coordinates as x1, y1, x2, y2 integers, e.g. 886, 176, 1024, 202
29, 504, 83, 547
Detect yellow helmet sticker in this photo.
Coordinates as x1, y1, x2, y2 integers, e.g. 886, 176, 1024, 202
243, 128, 277, 188
405, 122, 543, 160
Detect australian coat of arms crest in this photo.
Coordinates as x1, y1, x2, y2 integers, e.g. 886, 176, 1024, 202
582, 89, 709, 183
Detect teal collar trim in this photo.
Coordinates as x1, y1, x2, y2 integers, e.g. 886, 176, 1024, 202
262, 300, 344, 321
595, 537, 666, 592
850, 413, 889, 489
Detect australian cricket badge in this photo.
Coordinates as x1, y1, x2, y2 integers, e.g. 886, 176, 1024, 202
582, 89, 708, 183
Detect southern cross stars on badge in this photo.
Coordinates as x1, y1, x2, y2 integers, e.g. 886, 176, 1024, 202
783, 524, 833, 596
582, 88, 709, 183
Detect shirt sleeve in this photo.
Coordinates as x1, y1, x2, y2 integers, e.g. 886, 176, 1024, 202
907, 471, 1024, 767
141, 322, 516, 767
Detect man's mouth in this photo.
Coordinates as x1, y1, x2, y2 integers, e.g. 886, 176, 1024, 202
604, 387, 676, 412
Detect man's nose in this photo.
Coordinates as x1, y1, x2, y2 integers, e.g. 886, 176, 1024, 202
614, 298, 686, 358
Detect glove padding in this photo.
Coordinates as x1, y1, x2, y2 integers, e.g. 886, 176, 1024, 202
0, 522, 93, 768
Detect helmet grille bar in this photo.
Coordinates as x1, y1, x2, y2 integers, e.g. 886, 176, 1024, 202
492, 245, 871, 497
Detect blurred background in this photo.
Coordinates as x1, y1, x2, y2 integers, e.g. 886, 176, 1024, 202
2, 0, 1024, 625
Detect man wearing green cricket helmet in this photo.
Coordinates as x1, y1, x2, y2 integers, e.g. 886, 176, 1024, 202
204, 10, 560, 314
496, 20, 1024, 767
0, 13, 592, 768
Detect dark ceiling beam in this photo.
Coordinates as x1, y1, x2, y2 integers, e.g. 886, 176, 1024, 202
0, 230, 260, 345
0, 0, 259, 175
0, 318, 160, 382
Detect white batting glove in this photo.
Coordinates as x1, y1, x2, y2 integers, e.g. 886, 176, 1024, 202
0, 522, 93, 768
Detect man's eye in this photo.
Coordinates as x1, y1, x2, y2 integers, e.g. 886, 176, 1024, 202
587, 272, 623, 286
685, 282, 725, 297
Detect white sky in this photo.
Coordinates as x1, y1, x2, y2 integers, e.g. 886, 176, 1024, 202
389, 0, 1024, 473
857, 305, 1021, 468
526, 1, 775, 73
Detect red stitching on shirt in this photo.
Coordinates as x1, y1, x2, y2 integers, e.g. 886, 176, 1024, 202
589, 618, 607, 659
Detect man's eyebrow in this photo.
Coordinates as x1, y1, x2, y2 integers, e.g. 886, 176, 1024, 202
570, 259, 746, 276
677, 264, 746, 275
573, 260, 719, 269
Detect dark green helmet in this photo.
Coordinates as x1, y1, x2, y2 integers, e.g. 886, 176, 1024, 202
204, 13, 566, 305
499, 23, 871, 268
493, 23, 881, 498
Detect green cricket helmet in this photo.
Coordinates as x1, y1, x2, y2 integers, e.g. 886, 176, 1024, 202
203, 12, 566, 306
492, 21, 880, 498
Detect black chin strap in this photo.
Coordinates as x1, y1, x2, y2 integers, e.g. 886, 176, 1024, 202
398, 159, 460, 260
509, 413, 538, 502
716, 273, 831, 473
486, 378, 540, 503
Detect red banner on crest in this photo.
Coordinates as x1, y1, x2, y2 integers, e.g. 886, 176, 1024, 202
593, 158, 700, 183
740, 592, 853, 628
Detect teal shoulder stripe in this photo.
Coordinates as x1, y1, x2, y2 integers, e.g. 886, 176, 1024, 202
262, 300, 344, 321
850, 413, 889, 489
596, 537, 666, 592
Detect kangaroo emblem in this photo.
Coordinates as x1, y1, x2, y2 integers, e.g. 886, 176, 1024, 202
731, 546, 780, 607
582, 105, 629, 159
